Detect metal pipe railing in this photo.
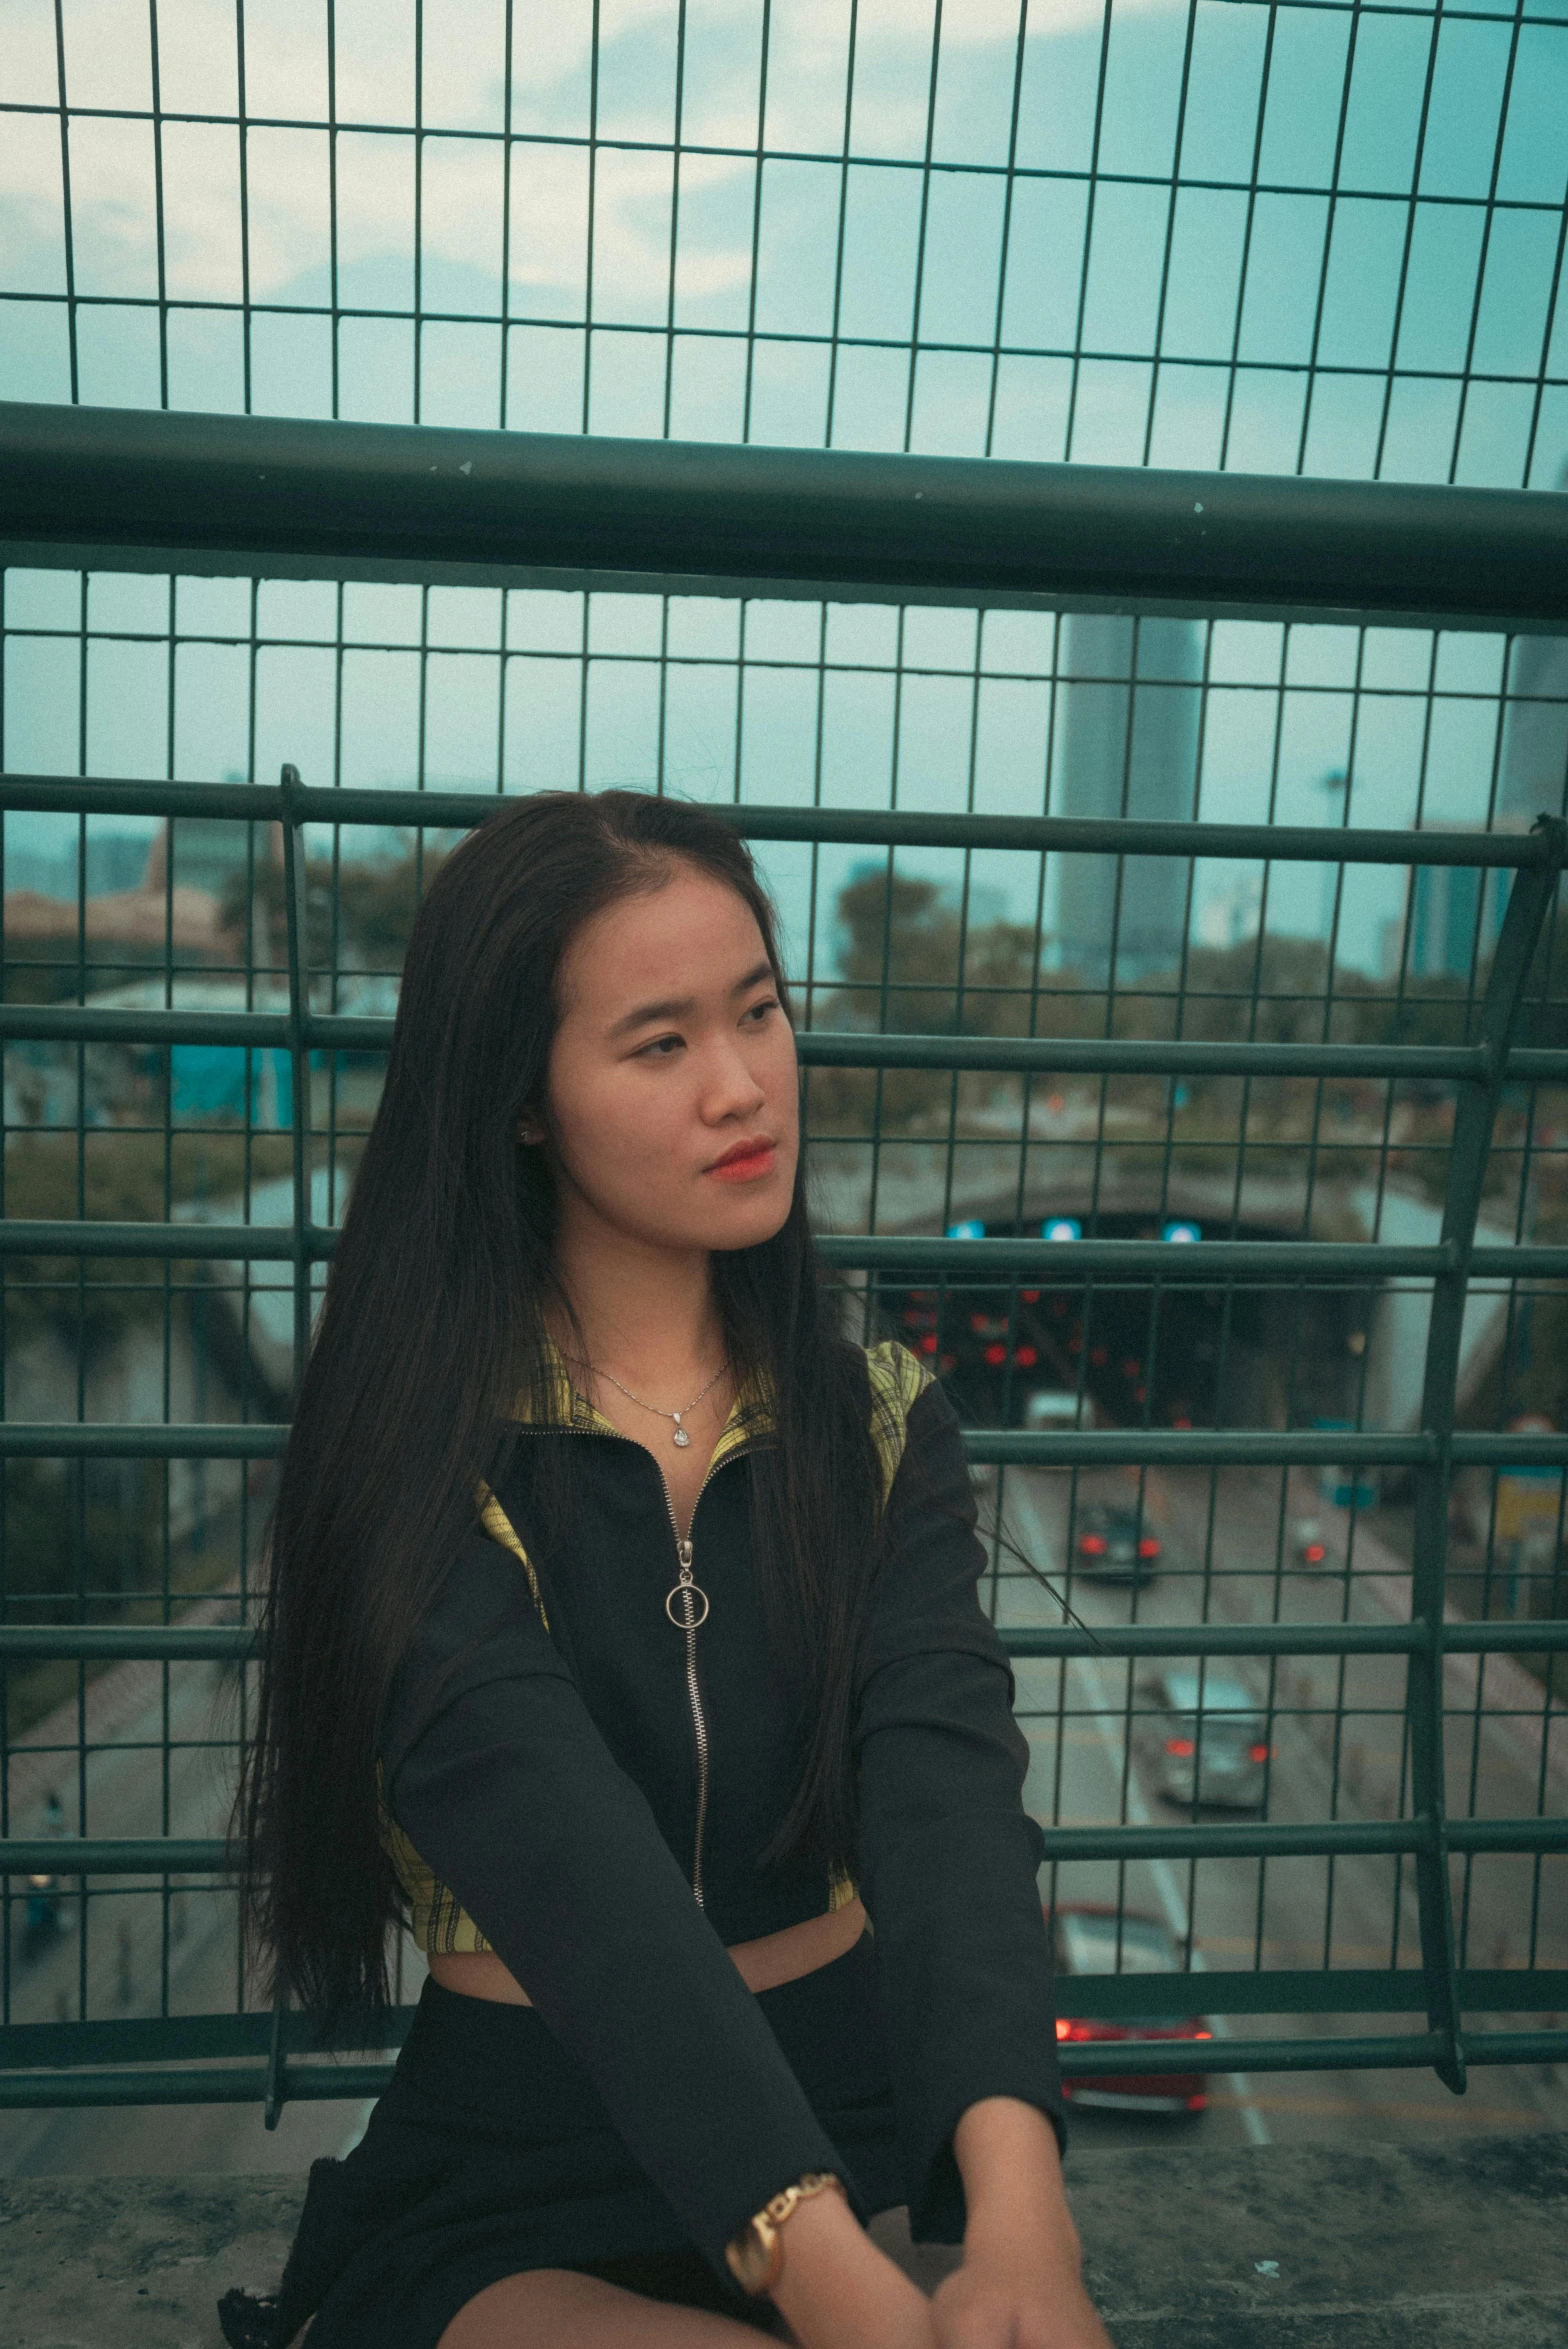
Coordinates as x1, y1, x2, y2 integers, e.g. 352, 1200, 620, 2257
3, 399, 1566, 630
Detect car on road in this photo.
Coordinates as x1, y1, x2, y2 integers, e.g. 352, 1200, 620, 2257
1136, 1668, 1273, 1808
970, 1389, 1099, 1491
1290, 1516, 1331, 1570
1049, 1903, 1212, 2114
1024, 1389, 1101, 1434
1071, 1501, 1163, 1581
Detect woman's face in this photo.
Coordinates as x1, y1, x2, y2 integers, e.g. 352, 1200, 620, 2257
539, 862, 800, 1257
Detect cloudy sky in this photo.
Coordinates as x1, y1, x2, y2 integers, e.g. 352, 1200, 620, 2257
2, 0, 1565, 969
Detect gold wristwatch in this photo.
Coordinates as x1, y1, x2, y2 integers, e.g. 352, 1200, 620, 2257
725, 2171, 848, 2296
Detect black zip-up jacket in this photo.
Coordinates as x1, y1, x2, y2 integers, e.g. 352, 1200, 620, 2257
377, 1340, 1064, 2282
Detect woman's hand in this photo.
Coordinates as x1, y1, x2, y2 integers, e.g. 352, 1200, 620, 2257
930, 2250, 1114, 2349
767, 2186, 937, 2349
938, 2097, 1115, 2349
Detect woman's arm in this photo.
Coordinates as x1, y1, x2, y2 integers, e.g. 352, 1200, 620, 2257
930, 2098, 1115, 2349
766, 2191, 934, 2349
853, 1375, 1069, 2243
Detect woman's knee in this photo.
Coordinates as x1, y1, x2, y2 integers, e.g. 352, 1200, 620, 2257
437, 2266, 776, 2348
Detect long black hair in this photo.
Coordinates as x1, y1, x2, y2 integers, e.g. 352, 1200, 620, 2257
231, 791, 884, 2030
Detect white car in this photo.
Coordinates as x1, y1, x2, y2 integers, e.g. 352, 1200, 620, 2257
1137, 1669, 1273, 1809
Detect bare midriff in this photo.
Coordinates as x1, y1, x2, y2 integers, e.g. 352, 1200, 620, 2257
428, 1893, 867, 2006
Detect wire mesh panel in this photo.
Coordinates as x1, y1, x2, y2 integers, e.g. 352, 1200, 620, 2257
0, 0, 1566, 2164
0, 0, 1565, 484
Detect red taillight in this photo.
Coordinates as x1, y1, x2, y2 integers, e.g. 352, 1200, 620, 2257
1078, 1533, 1108, 1556
1165, 1736, 1196, 1757
1248, 1742, 1273, 1764
1303, 1542, 1326, 1563
1193, 2029, 1213, 2040
1014, 1345, 1039, 1368
1137, 1536, 1161, 1558
919, 1333, 938, 1354
1021, 1289, 1040, 1304
1054, 2018, 1097, 2042
983, 1342, 1007, 1366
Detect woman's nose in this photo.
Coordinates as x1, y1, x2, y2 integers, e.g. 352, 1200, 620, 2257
701, 1041, 767, 1119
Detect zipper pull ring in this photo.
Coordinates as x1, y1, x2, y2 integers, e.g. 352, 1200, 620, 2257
665, 1577, 710, 1627
665, 1535, 709, 1628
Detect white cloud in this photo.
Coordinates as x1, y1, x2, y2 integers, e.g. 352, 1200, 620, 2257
0, 0, 1187, 311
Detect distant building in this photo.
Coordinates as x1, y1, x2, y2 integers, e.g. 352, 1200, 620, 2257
1380, 834, 1512, 982
1499, 633, 1568, 824
1498, 460, 1568, 826
3, 833, 153, 898
2, 815, 282, 974
1195, 870, 1262, 951
1409, 862, 1505, 980
1053, 614, 1202, 977
141, 814, 284, 906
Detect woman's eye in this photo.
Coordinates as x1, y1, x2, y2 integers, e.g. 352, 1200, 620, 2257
743, 997, 779, 1025
636, 1033, 684, 1058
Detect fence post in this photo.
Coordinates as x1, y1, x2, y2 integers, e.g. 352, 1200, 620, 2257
264, 763, 317, 2123
1410, 811, 1567, 2092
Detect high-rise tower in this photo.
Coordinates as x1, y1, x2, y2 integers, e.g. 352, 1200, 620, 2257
1052, 613, 1202, 978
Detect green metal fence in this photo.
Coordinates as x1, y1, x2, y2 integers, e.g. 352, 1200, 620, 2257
1, 410, 1567, 2127
2, 0, 1567, 2140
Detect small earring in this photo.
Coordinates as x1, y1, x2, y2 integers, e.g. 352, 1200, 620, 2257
517, 1119, 542, 1146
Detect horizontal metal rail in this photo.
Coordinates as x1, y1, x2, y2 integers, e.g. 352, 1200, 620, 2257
3, 2025, 1566, 2109
4, 774, 1566, 868
824, 1239, 1568, 1283
2, 1424, 1566, 1468
0, 1422, 286, 1457
7, 1813, 1564, 1881
8, 1004, 1568, 1087
6, 1619, 1567, 1667
8, 1226, 1568, 1288
2, 400, 1566, 630
2, 1974, 1565, 2085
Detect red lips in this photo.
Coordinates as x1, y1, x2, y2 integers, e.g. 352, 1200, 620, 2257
706, 1136, 777, 1180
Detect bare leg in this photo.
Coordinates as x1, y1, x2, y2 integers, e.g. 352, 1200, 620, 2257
438, 2270, 785, 2348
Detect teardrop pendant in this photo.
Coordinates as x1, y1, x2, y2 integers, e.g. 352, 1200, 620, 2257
672, 1424, 691, 1448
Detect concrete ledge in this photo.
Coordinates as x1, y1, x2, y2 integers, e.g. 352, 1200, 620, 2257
2, 2134, 1565, 2347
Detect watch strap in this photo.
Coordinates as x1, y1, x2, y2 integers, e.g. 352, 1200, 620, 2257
724, 2171, 847, 2296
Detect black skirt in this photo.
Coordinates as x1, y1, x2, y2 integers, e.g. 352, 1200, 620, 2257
242, 1932, 906, 2349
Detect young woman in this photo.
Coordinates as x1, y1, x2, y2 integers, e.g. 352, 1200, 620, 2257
222, 791, 1114, 2349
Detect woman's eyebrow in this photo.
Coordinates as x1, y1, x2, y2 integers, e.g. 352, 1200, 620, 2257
606, 960, 776, 1040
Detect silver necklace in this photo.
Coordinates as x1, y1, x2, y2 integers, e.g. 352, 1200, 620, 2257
577, 1356, 729, 1448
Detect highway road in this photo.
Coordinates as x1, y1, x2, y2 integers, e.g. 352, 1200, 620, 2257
995, 1462, 1568, 2154
2, 1461, 1564, 2179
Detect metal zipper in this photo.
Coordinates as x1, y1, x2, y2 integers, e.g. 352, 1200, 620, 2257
659, 1463, 721, 1910
514, 1415, 744, 1909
